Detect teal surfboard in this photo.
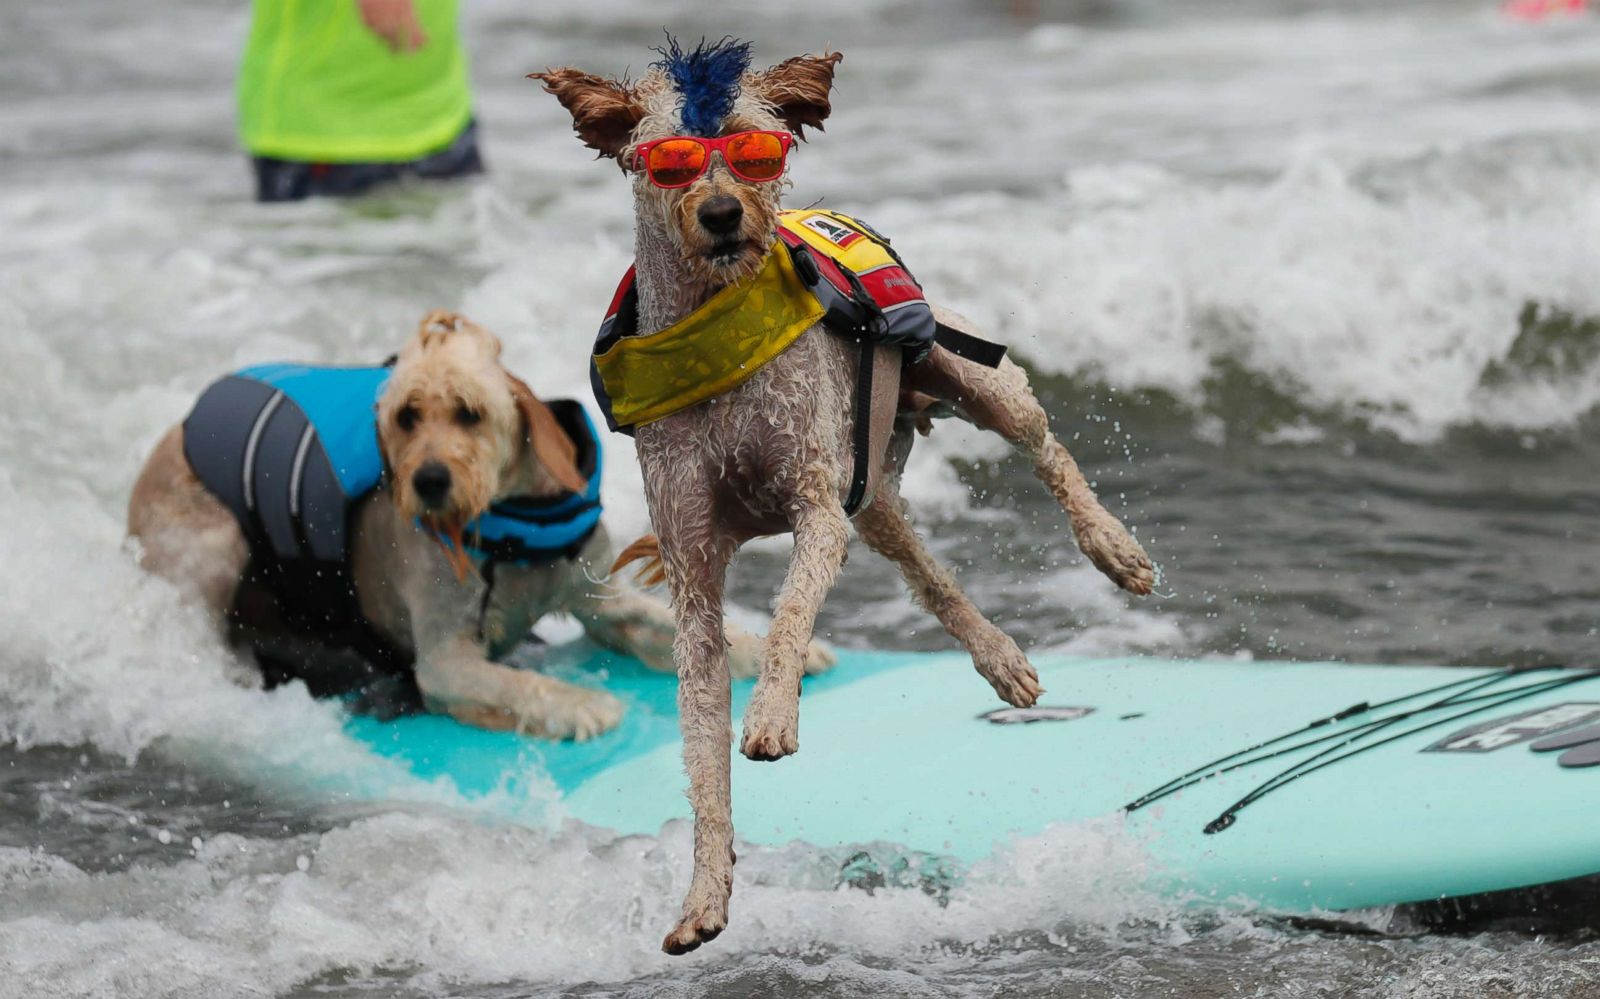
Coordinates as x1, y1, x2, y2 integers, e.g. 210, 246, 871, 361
344, 647, 1600, 912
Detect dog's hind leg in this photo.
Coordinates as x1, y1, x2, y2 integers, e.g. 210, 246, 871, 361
905, 311, 1155, 595
574, 582, 837, 680
648, 487, 739, 956
855, 471, 1042, 707
128, 427, 251, 632
740, 480, 850, 763
128, 427, 261, 687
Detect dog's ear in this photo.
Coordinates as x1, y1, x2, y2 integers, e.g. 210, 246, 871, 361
505, 373, 589, 494
529, 68, 644, 161
751, 51, 843, 139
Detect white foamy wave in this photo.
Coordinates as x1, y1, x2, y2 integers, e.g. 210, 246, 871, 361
0, 809, 1168, 998
0, 474, 546, 819
464, 0, 925, 34
1030, 565, 1192, 656
870, 141, 1600, 441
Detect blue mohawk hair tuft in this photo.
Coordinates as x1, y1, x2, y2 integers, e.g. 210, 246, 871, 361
652, 35, 753, 137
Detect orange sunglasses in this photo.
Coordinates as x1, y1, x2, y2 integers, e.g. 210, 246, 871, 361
630, 130, 795, 189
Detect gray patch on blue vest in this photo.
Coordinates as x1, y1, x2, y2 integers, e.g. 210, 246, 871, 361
183, 374, 359, 564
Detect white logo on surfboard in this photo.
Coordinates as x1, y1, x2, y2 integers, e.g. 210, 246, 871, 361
1426, 702, 1600, 753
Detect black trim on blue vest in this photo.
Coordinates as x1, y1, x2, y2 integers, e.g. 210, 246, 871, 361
438, 399, 604, 566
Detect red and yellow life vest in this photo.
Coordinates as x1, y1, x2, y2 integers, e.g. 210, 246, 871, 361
591, 209, 938, 433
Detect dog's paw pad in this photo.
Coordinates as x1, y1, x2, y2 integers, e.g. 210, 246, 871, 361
661, 885, 730, 955
993, 668, 1043, 708
535, 688, 625, 742
740, 713, 799, 760
1078, 518, 1155, 596
662, 913, 725, 955
971, 630, 1042, 708
741, 683, 800, 760
740, 726, 799, 761
1117, 554, 1156, 595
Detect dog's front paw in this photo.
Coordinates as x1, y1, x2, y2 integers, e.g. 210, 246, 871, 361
662, 870, 732, 955
523, 685, 624, 742
968, 626, 1043, 708
1076, 513, 1155, 596
740, 678, 800, 761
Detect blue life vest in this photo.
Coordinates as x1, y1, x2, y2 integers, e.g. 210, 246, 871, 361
183, 363, 604, 571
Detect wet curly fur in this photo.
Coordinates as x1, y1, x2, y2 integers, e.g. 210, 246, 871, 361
534, 42, 1154, 955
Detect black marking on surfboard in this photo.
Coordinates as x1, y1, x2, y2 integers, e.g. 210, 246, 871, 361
1120, 667, 1600, 836
1529, 721, 1600, 752
1527, 722, 1600, 767
1423, 702, 1600, 753
978, 705, 1094, 725
1553, 740, 1600, 768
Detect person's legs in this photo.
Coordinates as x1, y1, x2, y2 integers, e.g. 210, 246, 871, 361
251, 157, 311, 202
251, 118, 483, 203
411, 117, 484, 180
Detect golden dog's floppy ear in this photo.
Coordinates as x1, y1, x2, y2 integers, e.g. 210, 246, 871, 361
506, 373, 589, 494
529, 68, 645, 161
751, 51, 843, 139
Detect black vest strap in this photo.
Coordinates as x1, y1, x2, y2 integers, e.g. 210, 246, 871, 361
844, 335, 875, 517
838, 264, 890, 517
933, 323, 1008, 368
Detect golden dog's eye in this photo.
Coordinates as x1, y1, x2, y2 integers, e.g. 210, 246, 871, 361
396, 405, 419, 432
454, 405, 482, 427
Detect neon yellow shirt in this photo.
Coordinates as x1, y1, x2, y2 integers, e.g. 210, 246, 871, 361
238, 0, 473, 163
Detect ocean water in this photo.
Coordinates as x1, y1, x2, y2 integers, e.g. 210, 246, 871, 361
4, 0, 1600, 995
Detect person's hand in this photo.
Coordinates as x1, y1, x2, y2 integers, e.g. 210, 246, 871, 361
357, 0, 428, 53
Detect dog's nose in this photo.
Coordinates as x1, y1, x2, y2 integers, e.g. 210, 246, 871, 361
697, 196, 743, 237
411, 462, 452, 508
